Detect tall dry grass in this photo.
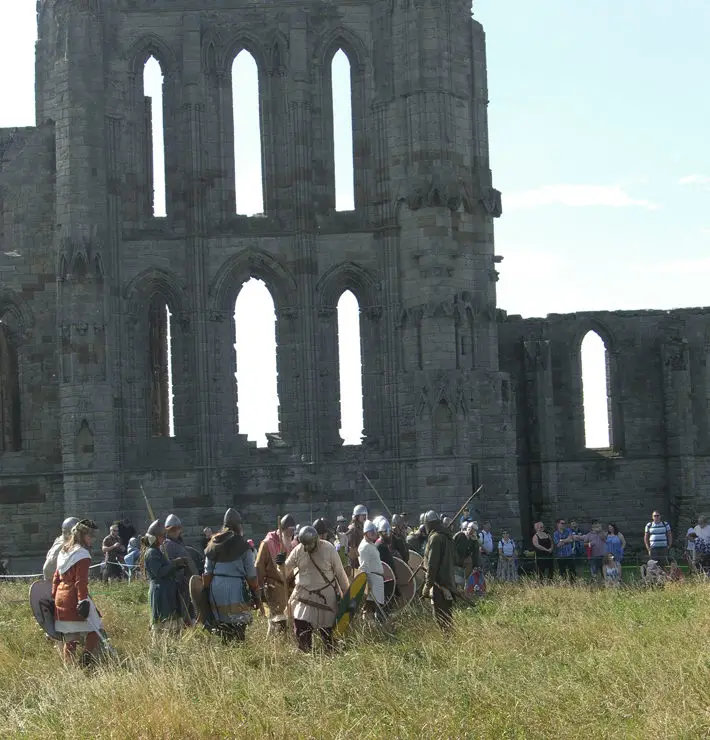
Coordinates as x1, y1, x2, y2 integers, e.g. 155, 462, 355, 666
1, 579, 710, 739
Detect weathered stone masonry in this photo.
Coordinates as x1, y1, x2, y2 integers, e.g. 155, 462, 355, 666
499, 309, 710, 546
0, 1, 706, 565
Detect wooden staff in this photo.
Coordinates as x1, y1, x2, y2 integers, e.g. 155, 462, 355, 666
361, 471, 393, 518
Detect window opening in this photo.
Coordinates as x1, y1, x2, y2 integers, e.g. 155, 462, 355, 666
337, 290, 363, 445
581, 330, 612, 448
0, 325, 21, 452
331, 49, 355, 211
232, 51, 265, 216
149, 298, 174, 438
234, 279, 279, 446
144, 56, 167, 218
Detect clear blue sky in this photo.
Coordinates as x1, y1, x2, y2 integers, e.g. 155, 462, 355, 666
1, 1, 707, 446
475, 0, 710, 316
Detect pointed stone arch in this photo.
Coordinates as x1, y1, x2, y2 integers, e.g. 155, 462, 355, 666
125, 267, 189, 318
316, 261, 380, 311
313, 26, 368, 73
125, 33, 179, 79
222, 32, 269, 76
210, 248, 297, 315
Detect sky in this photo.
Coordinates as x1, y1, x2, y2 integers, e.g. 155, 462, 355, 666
1, 1, 707, 448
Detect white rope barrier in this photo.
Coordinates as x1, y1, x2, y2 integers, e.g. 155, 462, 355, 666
0, 563, 138, 581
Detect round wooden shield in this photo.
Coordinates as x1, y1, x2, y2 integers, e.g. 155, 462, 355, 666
383, 561, 396, 606
29, 580, 60, 641
407, 550, 426, 591
333, 571, 368, 639
189, 574, 212, 625
355, 563, 395, 605
392, 557, 415, 608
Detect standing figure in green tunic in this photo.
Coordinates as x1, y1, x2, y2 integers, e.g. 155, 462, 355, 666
143, 519, 189, 635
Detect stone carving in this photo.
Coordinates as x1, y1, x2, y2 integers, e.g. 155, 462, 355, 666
400, 170, 470, 213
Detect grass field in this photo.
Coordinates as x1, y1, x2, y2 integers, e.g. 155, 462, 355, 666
1, 579, 709, 739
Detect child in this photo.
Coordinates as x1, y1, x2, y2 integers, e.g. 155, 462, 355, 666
668, 560, 685, 582
496, 530, 518, 582
602, 553, 621, 587
686, 528, 698, 571
642, 559, 667, 586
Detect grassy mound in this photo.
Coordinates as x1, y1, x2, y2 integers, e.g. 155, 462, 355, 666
1, 580, 709, 739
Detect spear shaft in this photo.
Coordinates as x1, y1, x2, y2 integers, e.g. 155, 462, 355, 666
361, 472, 393, 518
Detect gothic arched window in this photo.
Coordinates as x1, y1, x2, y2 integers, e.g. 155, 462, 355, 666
337, 290, 363, 445
232, 50, 265, 215
234, 278, 279, 446
330, 49, 355, 211
0, 325, 21, 452
148, 296, 175, 437
581, 330, 612, 448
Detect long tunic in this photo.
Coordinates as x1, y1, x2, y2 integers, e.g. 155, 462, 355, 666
423, 525, 456, 592
52, 546, 103, 635
162, 535, 196, 620
256, 531, 294, 621
144, 546, 179, 623
286, 541, 349, 629
358, 539, 385, 605
205, 541, 256, 626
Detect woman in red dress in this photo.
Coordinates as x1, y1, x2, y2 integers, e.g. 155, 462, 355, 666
52, 519, 104, 664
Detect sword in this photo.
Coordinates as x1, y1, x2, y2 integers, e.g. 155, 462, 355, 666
361, 472, 393, 518
139, 483, 156, 522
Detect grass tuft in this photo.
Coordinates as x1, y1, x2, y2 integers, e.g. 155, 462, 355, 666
1, 580, 709, 738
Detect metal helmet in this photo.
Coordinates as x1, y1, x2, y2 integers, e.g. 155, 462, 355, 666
336, 515, 347, 524
313, 518, 329, 537
363, 519, 378, 535
442, 516, 452, 528
165, 514, 182, 529
391, 514, 405, 528
61, 516, 80, 535
223, 508, 242, 530
298, 525, 319, 552
280, 514, 297, 531
419, 513, 426, 526
424, 510, 440, 523
377, 518, 391, 535
147, 519, 165, 538
353, 504, 368, 518
128, 537, 140, 551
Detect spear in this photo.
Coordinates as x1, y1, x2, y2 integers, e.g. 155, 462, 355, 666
448, 485, 484, 530
361, 471, 393, 518
139, 482, 156, 522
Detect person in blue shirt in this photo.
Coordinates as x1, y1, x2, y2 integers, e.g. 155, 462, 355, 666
553, 519, 577, 581
123, 537, 141, 580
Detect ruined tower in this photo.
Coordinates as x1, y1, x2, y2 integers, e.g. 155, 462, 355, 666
0, 0, 522, 560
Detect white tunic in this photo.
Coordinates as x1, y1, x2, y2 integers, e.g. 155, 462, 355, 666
286, 541, 350, 629
358, 539, 384, 605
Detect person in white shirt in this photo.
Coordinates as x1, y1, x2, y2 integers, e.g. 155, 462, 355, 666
478, 521, 494, 576
694, 514, 710, 568
358, 520, 385, 618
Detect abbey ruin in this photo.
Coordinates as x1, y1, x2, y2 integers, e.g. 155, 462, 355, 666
1, 0, 708, 563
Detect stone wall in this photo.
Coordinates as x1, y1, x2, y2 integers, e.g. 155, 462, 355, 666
0, 0, 520, 567
499, 309, 710, 550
